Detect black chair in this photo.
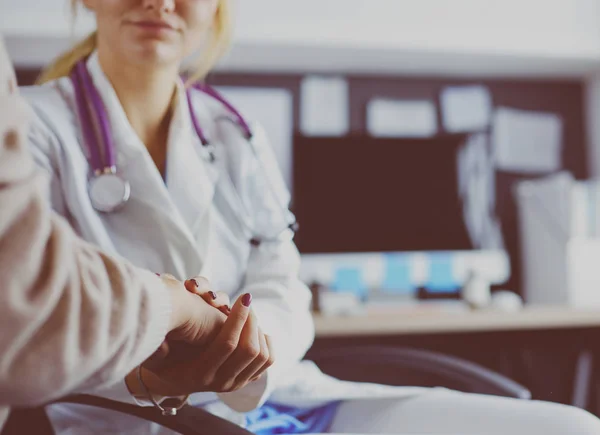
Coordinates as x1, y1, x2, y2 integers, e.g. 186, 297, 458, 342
307, 346, 531, 399
2, 346, 531, 435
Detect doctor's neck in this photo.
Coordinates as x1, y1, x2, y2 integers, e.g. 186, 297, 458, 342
98, 48, 178, 158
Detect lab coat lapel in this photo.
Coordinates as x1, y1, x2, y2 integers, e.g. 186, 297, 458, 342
166, 85, 220, 237
84, 52, 175, 212
85, 53, 204, 276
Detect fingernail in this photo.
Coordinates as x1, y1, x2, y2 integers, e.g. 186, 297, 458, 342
209, 291, 217, 300
242, 293, 252, 307
155, 273, 161, 276
190, 278, 199, 288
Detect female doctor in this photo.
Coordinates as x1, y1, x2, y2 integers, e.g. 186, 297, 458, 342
22, 0, 600, 434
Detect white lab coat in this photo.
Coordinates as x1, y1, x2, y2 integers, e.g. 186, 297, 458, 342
22, 53, 426, 433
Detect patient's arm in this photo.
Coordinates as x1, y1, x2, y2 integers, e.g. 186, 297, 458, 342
0, 37, 173, 407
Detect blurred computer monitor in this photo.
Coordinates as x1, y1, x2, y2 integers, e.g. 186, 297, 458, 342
292, 133, 473, 254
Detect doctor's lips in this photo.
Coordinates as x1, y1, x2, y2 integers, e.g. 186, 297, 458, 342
128, 19, 177, 33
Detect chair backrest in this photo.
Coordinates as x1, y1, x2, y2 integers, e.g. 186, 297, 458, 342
307, 346, 531, 400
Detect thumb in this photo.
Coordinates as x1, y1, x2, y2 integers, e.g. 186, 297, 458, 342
216, 293, 252, 344
201, 293, 253, 373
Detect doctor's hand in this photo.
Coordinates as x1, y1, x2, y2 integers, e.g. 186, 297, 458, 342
130, 274, 228, 371
163, 274, 229, 346
184, 276, 231, 315
184, 275, 274, 384
129, 291, 274, 397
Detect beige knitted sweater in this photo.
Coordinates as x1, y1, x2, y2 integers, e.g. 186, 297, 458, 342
0, 38, 172, 430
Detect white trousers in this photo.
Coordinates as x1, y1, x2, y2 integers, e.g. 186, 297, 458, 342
323, 389, 600, 435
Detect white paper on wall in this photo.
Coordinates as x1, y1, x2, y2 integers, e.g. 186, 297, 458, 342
440, 85, 493, 133
492, 107, 563, 173
215, 86, 294, 189
300, 75, 349, 137
458, 133, 499, 249
366, 98, 437, 138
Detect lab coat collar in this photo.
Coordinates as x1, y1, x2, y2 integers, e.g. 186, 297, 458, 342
164, 81, 220, 234
85, 52, 147, 162
84, 52, 219, 268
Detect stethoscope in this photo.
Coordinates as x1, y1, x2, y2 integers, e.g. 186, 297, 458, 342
70, 60, 297, 246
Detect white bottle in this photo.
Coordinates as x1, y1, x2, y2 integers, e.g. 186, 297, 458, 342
462, 272, 491, 309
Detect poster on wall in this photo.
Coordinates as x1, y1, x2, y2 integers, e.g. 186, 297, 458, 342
440, 85, 493, 133
215, 86, 294, 189
366, 98, 437, 138
492, 107, 563, 174
300, 75, 349, 137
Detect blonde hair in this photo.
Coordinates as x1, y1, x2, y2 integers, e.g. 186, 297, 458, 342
37, 0, 232, 85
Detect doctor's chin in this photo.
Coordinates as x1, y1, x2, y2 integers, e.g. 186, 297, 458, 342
2, 1, 600, 434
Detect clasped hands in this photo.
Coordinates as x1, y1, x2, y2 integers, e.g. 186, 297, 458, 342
126, 274, 274, 399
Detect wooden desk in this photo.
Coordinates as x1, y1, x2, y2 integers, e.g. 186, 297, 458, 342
314, 306, 600, 338
312, 305, 600, 412
314, 307, 600, 338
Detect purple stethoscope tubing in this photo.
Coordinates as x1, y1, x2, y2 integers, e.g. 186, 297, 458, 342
72, 61, 254, 170
71, 60, 297, 242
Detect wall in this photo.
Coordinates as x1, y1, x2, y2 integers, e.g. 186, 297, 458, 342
235, 0, 600, 58
3, 0, 600, 76
4, 0, 599, 290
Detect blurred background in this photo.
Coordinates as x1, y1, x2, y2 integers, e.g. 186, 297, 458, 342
5, 0, 600, 415
4, 1, 600, 300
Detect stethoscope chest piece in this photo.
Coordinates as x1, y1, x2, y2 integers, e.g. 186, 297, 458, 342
89, 170, 131, 213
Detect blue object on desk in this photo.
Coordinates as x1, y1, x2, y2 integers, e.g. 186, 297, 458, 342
331, 267, 367, 299
246, 402, 340, 434
382, 253, 414, 293
427, 253, 460, 293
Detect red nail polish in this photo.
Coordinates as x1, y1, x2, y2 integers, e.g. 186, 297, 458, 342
242, 293, 252, 307
155, 273, 161, 276
209, 291, 217, 300
191, 278, 199, 287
